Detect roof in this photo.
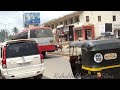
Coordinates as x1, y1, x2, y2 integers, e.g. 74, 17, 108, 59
81, 39, 120, 51
42, 11, 81, 25
0, 39, 36, 46
69, 39, 120, 51
14, 26, 51, 37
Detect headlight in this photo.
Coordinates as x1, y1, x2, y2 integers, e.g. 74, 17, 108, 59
94, 53, 103, 63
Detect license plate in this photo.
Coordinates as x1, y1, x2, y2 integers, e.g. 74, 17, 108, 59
18, 62, 31, 67
104, 53, 117, 60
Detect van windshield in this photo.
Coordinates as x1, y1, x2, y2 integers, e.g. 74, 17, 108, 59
6, 41, 39, 58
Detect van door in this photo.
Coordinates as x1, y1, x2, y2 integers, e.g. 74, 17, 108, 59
5, 41, 42, 74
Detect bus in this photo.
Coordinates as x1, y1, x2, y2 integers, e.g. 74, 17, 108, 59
12, 26, 56, 58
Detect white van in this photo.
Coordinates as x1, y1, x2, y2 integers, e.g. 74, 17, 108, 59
0, 39, 44, 79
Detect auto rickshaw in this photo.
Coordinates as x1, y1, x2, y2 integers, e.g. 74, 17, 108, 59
69, 39, 120, 79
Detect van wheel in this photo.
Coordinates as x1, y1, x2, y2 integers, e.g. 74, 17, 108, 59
34, 74, 43, 79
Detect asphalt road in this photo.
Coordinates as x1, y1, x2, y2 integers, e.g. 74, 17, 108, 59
0, 53, 74, 79
42, 54, 74, 79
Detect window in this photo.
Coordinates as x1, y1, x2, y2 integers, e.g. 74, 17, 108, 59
75, 16, 79, 23
6, 41, 39, 58
98, 16, 101, 22
113, 15, 116, 21
105, 23, 112, 32
30, 29, 53, 38
118, 31, 120, 36
51, 24, 54, 29
56, 23, 58, 27
55, 23, 58, 28
87, 30, 92, 37
34, 24, 39, 27
59, 21, 63, 25
69, 18, 73, 24
77, 30, 82, 38
86, 16, 89, 22
64, 20, 68, 25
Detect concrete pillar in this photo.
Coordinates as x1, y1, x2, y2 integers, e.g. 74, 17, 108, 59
74, 30, 77, 41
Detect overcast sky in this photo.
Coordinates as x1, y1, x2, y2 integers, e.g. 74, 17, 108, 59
0, 11, 74, 34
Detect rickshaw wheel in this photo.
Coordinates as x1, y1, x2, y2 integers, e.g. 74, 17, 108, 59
70, 61, 82, 79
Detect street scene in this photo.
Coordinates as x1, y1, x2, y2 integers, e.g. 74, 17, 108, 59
1, 11, 120, 79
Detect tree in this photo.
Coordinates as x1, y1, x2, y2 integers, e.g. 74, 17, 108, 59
0, 29, 8, 42
8, 35, 13, 40
12, 27, 19, 35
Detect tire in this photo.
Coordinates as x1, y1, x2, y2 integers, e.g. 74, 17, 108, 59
70, 61, 82, 79
34, 74, 43, 79
42, 52, 46, 59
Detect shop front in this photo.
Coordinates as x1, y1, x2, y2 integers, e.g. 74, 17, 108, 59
74, 24, 95, 40
113, 24, 120, 38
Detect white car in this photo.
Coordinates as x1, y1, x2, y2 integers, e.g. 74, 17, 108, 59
0, 39, 44, 79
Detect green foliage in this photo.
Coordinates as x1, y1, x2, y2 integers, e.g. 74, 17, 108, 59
12, 27, 19, 35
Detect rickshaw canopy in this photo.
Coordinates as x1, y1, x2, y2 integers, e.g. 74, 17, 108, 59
81, 39, 120, 51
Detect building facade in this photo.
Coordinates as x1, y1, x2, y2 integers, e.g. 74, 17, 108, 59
42, 11, 120, 42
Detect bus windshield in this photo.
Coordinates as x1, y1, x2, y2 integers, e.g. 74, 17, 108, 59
30, 29, 53, 38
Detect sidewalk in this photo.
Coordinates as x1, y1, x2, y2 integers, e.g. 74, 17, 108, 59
48, 42, 81, 56
48, 47, 70, 56
48, 42, 70, 56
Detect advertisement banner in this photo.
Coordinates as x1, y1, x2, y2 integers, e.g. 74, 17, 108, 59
23, 13, 40, 25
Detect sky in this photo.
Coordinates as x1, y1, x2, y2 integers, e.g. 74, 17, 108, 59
0, 11, 74, 34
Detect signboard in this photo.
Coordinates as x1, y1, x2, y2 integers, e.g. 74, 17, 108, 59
23, 13, 40, 25
63, 27, 69, 32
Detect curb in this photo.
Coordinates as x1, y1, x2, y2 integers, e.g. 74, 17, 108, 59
48, 52, 70, 57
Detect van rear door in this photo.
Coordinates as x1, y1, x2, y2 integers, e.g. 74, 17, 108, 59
5, 41, 42, 75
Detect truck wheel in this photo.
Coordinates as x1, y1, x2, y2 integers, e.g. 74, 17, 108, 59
34, 74, 43, 79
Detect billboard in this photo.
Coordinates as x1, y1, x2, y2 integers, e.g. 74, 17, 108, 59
23, 13, 40, 25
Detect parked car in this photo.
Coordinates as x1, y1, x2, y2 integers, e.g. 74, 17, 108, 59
94, 32, 116, 40
0, 39, 44, 79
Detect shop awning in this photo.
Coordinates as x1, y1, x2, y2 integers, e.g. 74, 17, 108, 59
73, 22, 83, 30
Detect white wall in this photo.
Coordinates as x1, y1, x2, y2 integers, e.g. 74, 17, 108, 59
80, 11, 120, 37
112, 11, 120, 30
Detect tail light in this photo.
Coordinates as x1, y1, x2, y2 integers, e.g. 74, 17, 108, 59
2, 46, 7, 69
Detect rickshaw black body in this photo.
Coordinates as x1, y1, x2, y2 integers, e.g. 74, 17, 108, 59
69, 39, 120, 79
